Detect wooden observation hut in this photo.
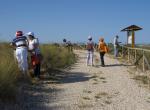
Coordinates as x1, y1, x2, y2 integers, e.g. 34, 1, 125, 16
121, 25, 142, 48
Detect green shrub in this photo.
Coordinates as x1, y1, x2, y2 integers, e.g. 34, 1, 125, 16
0, 43, 19, 100
40, 44, 76, 70
0, 43, 76, 102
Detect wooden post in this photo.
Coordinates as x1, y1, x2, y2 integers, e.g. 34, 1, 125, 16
128, 48, 130, 62
127, 32, 129, 45
135, 49, 137, 62
143, 50, 145, 71
122, 46, 124, 58
132, 31, 135, 48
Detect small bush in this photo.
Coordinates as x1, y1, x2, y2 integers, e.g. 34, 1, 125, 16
0, 43, 19, 100
0, 43, 76, 102
40, 44, 76, 70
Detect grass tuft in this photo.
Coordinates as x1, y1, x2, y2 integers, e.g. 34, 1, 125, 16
0, 43, 20, 100
133, 75, 150, 84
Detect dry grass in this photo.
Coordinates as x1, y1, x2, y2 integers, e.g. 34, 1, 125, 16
104, 100, 112, 104
0, 43, 76, 103
91, 75, 99, 79
95, 92, 108, 99
133, 75, 150, 84
102, 81, 107, 83
95, 95, 102, 99
99, 77, 106, 80
92, 82, 98, 85
0, 42, 20, 100
78, 101, 93, 108
83, 90, 92, 94
82, 96, 91, 100
40, 44, 76, 70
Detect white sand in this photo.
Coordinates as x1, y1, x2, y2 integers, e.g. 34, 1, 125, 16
24, 50, 150, 110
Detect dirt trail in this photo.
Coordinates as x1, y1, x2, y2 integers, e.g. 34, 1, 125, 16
24, 50, 150, 110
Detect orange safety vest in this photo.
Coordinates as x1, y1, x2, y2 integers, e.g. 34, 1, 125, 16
98, 42, 109, 53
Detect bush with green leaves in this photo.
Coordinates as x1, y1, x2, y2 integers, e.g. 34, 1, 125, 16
0, 43, 76, 101
0, 43, 19, 100
40, 44, 76, 70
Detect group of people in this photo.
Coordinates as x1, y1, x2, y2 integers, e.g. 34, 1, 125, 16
11, 31, 120, 79
86, 35, 120, 67
11, 31, 41, 79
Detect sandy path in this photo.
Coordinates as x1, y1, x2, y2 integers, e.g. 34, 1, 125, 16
24, 50, 150, 110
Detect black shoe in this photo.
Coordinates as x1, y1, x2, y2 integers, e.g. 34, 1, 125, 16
101, 65, 105, 67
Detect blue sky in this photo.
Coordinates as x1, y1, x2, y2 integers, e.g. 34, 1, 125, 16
0, 0, 150, 44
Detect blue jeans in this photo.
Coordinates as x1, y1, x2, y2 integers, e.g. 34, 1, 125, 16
114, 46, 118, 57
87, 51, 93, 65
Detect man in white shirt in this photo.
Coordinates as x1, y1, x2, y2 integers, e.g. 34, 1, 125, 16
113, 35, 121, 57
11, 31, 28, 74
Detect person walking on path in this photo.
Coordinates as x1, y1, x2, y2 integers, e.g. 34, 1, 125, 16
98, 37, 108, 67
27, 32, 41, 79
11, 31, 28, 74
63, 39, 73, 52
86, 36, 94, 66
113, 35, 121, 57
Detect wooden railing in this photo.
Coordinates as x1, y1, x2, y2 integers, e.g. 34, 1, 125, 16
73, 44, 150, 71
120, 46, 150, 71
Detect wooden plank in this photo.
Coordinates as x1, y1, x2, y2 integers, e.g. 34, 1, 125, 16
122, 46, 124, 58
128, 48, 130, 62
123, 46, 150, 53
144, 55, 150, 70
143, 51, 145, 71
134, 55, 143, 65
135, 49, 137, 62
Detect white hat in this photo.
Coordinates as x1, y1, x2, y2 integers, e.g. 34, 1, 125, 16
88, 35, 92, 40
27, 32, 34, 36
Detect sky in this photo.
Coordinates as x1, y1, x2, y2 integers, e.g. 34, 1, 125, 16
0, 0, 150, 44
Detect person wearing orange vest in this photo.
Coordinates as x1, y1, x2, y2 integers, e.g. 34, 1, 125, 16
98, 38, 108, 67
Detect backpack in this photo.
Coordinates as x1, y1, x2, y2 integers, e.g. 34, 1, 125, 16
99, 42, 109, 53
87, 42, 93, 50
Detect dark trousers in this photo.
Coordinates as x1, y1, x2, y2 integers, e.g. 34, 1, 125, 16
34, 63, 41, 78
100, 52, 105, 66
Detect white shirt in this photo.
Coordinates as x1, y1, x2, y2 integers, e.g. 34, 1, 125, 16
114, 37, 118, 47
28, 38, 40, 54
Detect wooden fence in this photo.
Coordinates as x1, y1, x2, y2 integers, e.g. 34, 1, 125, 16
73, 43, 150, 71
120, 46, 150, 71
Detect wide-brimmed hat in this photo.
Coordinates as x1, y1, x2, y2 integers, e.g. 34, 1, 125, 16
27, 32, 34, 36
88, 36, 92, 40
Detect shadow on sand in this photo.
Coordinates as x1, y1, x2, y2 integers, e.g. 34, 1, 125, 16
46, 69, 92, 84
93, 64, 133, 68
18, 69, 92, 110
105, 64, 133, 67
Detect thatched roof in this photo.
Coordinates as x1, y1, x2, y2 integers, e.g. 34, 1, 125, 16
121, 25, 142, 31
